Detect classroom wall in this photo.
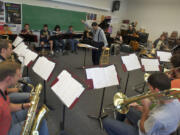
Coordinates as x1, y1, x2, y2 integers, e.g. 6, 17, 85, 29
3, 0, 128, 35
125, 0, 180, 41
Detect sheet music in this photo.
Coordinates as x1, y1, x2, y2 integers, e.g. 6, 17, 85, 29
12, 36, 23, 47
13, 42, 27, 56
18, 49, 38, 66
141, 58, 160, 71
51, 70, 85, 108
157, 51, 172, 62
121, 53, 141, 71
32, 56, 55, 80
86, 65, 119, 89
78, 43, 98, 49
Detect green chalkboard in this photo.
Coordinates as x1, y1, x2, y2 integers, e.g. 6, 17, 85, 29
22, 4, 87, 31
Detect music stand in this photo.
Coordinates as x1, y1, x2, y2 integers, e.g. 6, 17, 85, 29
32, 56, 56, 104
51, 70, 86, 135
77, 43, 98, 68
121, 53, 142, 94
134, 58, 160, 93
85, 64, 120, 129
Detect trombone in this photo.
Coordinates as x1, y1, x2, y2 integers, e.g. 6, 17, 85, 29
113, 88, 180, 114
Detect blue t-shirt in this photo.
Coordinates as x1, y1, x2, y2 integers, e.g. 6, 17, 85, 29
139, 99, 180, 135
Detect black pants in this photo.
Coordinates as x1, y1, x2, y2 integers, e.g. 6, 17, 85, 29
92, 49, 102, 65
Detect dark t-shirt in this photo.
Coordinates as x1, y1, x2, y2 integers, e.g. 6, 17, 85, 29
40, 30, 51, 42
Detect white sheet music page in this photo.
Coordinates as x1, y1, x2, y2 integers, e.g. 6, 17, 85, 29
141, 58, 160, 71
85, 65, 119, 89
18, 49, 38, 66
13, 42, 27, 56
157, 51, 172, 62
12, 36, 23, 47
32, 56, 55, 80
51, 70, 85, 108
121, 53, 141, 71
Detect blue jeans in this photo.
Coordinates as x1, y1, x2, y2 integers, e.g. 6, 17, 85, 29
9, 109, 49, 135
8, 92, 30, 103
67, 39, 78, 51
54, 39, 66, 51
103, 107, 141, 135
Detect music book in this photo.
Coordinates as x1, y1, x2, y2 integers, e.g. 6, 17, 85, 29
13, 42, 28, 56
18, 49, 38, 66
85, 65, 119, 89
141, 58, 160, 71
156, 51, 172, 62
51, 70, 85, 108
32, 56, 55, 81
12, 36, 23, 47
78, 43, 98, 49
121, 53, 141, 71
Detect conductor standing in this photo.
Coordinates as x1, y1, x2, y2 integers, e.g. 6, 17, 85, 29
81, 20, 108, 65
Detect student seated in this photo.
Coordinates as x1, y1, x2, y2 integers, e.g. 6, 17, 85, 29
40, 24, 54, 55
21, 24, 33, 35
110, 31, 123, 55
103, 72, 180, 135
52, 25, 66, 55
0, 39, 31, 103
0, 24, 12, 35
153, 34, 169, 51
66, 25, 78, 54
0, 61, 49, 135
80, 27, 93, 44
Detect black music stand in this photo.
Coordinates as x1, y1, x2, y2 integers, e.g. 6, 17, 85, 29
77, 44, 98, 69
50, 70, 86, 135
85, 65, 120, 129
121, 53, 142, 94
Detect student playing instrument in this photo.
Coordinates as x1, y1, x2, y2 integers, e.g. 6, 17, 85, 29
103, 72, 180, 135
0, 61, 49, 135
0, 39, 31, 103
40, 24, 54, 55
21, 24, 33, 35
66, 25, 78, 54
0, 24, 12, 35
153, 34, 169, 50
52, 25, 66, 54
81, 20, 108, 65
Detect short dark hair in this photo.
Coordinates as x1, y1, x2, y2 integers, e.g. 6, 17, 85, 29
0, 61, 21, 81
148, 72, 171, 91
92, 22, 98, 27
170, 54, 180, 68
44, 24, 48, 27
69, 25, 73, 28
24, 24, 29, 26
54, 25, 61, 31
3, 24, 8, 27
0, 39, 10, 53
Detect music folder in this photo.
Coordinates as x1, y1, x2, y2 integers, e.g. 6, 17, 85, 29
51, 70, 85, 109
140, 58, 160, 72
85, 64, 120, 89
121, 53, 141, 71
32, 56, 56, 81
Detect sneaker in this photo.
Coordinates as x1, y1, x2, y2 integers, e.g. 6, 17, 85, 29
50, 51, 54, 55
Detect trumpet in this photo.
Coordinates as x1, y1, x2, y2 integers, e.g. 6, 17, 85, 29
113, 88, 180, 114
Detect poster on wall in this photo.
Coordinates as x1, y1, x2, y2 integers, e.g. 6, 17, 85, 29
0, 1, 5, 23
5, 3, 21, 24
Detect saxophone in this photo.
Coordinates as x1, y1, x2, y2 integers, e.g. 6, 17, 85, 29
21, 83, 49, 135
